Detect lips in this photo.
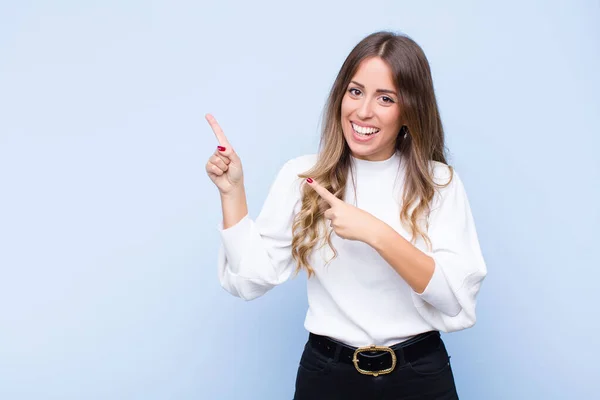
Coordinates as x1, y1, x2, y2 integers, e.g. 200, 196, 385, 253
349, 121, 380, 143
351, 122, 380, 136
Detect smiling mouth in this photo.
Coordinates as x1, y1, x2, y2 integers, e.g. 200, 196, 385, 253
351, 122, 380, 136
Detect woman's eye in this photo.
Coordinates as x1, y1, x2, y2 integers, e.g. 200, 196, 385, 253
349, 88, 361, 96
381, 96, 394, 104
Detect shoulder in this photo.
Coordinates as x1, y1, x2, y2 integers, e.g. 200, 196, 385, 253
428, 161, 469, 211
284, 153, 318, 171
269, 154, 318, 190
429, 160, 463, 188
279, 153, 318, 177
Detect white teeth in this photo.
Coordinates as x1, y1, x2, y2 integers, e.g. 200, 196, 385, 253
352, 122, 380, 135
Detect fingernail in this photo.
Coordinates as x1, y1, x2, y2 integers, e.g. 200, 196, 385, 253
306, 178, 313, 183
217, 146, 226, 151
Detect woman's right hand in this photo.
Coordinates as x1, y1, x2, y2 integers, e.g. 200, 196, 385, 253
205, 114, 244, 195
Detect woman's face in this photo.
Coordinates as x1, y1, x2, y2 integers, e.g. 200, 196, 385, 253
341, 57, 403, 161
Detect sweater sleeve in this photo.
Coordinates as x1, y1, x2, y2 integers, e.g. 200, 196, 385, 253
411, 167, 487, 332
216, 158, 305, 301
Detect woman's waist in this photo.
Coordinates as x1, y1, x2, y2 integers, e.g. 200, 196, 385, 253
303, 304, 435, 347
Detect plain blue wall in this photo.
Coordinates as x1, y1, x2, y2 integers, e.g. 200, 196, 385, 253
1, 1, 598, 399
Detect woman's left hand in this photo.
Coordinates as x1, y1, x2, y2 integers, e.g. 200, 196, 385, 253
306, 178, 383, 244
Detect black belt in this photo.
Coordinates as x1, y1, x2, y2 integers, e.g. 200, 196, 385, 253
308, 331, 441, 376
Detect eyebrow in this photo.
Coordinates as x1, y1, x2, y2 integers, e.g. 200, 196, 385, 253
350, 80, 397, 96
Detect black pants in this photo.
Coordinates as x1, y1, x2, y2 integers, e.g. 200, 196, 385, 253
293, 334, 459, 400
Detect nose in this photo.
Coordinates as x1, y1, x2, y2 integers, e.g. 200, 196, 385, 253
356, 98, 374, 120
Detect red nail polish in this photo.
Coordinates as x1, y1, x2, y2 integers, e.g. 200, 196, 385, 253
306, 178, 313, 183
217, 146, 226, 151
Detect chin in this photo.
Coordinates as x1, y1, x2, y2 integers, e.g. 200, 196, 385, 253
345, 143, 376, 160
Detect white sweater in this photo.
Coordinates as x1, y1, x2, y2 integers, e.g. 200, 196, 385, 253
217, 152, 487, 347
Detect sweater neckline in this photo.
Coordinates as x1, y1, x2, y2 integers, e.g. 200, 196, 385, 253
350, 151, 401, 171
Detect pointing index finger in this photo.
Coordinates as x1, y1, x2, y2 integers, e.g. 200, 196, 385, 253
205, 113, 231, 147
307, 178, 339, 206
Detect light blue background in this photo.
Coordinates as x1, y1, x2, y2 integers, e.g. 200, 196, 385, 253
1, 1, 599, 399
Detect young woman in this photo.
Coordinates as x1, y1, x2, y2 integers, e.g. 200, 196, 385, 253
205, 31, 487, 400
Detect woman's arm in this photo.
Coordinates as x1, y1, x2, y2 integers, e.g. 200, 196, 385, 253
368, 223, 436, 294
216, 157, 312, 300
206, 114, 307, 301
405, 169, 487, 331
220, 187, 248, 229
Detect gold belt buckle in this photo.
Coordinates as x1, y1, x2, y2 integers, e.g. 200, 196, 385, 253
352, 345, 397, 377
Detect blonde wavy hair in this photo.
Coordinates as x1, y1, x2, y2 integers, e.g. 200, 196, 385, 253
291, 31, 453, 277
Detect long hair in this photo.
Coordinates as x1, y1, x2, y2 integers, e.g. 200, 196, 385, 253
291, 31, 453, 277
